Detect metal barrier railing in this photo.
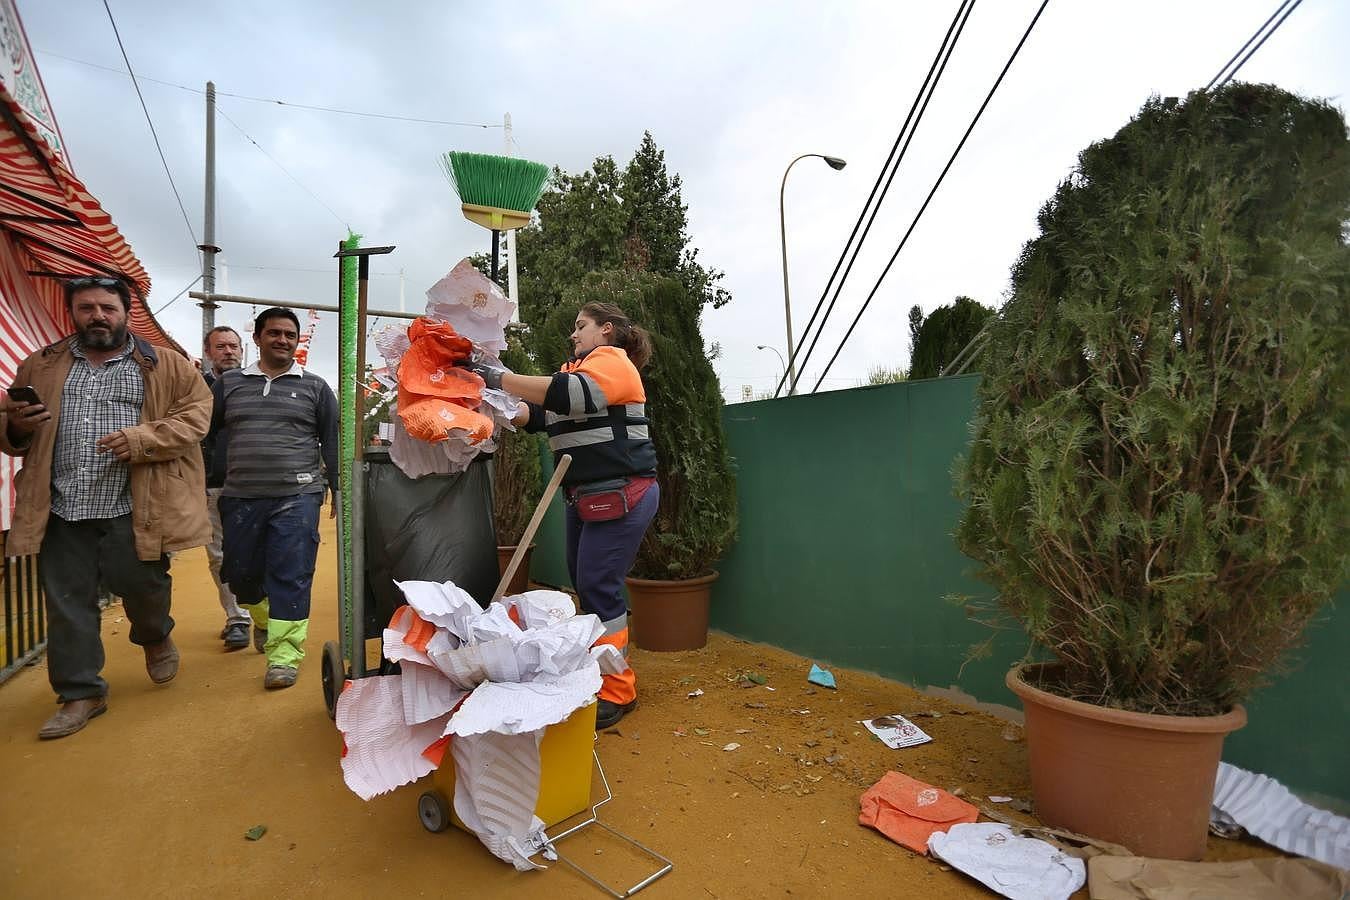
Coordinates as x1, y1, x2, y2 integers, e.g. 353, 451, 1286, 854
1, 542, 46, 685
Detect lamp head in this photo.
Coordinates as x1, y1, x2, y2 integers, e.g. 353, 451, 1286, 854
823, 156, 847, 171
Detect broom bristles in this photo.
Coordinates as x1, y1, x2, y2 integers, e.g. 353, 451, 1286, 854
439, 152, 550, 214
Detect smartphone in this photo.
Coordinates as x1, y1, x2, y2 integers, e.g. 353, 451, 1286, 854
6, 385, 41, 406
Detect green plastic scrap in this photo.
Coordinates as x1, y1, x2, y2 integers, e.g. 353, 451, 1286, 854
245, 825, 267, 841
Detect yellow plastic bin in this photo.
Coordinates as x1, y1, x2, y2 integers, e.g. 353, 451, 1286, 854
420, 702, 597, 834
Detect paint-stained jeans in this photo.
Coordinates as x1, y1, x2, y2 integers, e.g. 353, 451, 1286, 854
40, 513, 174, 701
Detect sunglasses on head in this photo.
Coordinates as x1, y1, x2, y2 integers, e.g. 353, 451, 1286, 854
67, 276, 123, 289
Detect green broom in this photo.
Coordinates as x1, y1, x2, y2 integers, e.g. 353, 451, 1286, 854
439, 151, 550, 280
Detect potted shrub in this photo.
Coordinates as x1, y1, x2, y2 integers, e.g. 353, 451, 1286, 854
492, 334, 545, 595
551, 269, 738, 650
955, 84, 1349, 859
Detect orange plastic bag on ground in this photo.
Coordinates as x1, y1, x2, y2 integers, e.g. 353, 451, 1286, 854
859, 771, 979, 852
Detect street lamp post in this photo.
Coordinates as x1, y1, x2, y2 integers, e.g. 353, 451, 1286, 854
756, 344, 786, 390
779, 153, 846, 396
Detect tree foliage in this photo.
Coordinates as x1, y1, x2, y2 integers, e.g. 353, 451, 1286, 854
955, 84, 1350, 715
908, 296, 994, 379
489, 332, 546, 545
492, 133, 737, 578
512, 132, 730, 353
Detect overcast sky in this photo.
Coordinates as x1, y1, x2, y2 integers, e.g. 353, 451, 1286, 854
21, 0, 1350, 400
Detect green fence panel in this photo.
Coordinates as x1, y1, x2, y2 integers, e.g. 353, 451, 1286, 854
523, 374, 1347, 804
709, 375, 1348, 806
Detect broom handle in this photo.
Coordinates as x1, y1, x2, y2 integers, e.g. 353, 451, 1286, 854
492, 453, 572, 603
490, 229, 501, 283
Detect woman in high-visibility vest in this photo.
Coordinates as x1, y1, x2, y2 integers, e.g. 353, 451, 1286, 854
463, 302, 658, 729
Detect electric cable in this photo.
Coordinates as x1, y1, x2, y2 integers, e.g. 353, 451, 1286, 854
811, 0, 1051, 391
778, 0, 977, 396
101, 0, 199, 250
1205, 0, 1303, 91
151, 273, 202, 315
36, 49, 500, 129
215, 102, 350, 229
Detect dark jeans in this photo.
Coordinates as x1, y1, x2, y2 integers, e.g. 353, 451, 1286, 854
40, 514, 174, 702
565, 483, 660, 626
218, 492, 322, 622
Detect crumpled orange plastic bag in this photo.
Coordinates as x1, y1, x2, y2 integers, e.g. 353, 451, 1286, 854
858, 771, 978, 852
398, 386, 494, 444
394, 318, 495, 444
398, 318, 478, 400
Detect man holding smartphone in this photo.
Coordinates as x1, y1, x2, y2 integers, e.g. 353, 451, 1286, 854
0, 276, 212, 739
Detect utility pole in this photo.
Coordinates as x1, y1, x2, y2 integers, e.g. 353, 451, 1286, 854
504, 112, 520, 323
198, 80, 221, 335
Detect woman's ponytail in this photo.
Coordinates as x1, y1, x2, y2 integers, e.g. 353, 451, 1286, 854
580, 301, 652, 369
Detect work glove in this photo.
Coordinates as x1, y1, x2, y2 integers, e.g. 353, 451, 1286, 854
458, 358, 510, 390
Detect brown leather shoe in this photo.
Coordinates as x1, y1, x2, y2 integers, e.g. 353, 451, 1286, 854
144, 635, 179, 684
38, 697, 108, 740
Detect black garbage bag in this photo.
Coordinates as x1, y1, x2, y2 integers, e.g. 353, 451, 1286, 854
362, 449, 497, 639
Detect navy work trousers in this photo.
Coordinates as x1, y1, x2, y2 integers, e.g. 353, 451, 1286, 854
217, 492, 322, 621
564, 483, 660, 626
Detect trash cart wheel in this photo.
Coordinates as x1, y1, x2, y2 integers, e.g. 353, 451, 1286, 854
419, 790, 451, 833
321, 640, 345, 720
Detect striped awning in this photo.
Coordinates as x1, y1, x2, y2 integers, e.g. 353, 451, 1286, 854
0, 77, 182, 534
0, 78, 179, 354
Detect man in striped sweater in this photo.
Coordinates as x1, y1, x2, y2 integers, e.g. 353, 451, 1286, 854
208, 308, 338, 690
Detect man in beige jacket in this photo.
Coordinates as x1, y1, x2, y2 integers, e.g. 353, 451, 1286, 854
0, 277, 212, 739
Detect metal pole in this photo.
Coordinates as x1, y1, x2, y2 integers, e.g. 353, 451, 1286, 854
504, 112, 521, 323
198, 81, 220, 334
349, 255, 370, 678
189, 291, 417, 320
779, 155, 810, 396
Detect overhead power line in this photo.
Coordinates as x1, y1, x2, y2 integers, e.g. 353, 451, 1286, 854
1205, 0, 1303, 91
101, 0, 199, 251
36, 48, 501, 129
215, 102, 350, 229
152, 273, 202, 315
812, 0, 1052, 392
777, 0, 977, 397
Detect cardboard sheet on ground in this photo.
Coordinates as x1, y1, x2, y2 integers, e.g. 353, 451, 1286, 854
1087, 855, 1350, 899
860, 713, 933, 749
928, 822, 1085, 900
1210, 761, 1350, 870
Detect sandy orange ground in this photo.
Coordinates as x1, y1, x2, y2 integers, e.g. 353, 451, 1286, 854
0, 510, 1278, 898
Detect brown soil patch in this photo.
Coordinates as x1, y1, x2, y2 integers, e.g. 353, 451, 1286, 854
0, 512, 1279, 898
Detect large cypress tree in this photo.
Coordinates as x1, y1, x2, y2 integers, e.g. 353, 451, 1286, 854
956, 84, 1349, 715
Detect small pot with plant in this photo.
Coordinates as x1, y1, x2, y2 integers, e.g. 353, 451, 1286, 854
955, 84, 1349, 860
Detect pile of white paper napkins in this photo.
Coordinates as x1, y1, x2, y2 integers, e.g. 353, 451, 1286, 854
336, 580, 626, 870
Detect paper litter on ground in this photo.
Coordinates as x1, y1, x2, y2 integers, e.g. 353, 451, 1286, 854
806, 663, 836, 689
928, 822, 1086, 900
335, 582, 613, 871
860, 713, 933, 749
1210, 761, 1350, 870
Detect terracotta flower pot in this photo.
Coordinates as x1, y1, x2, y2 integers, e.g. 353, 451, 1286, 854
1006, 663, 1246, 860
496, 544, 535, 597
626, 572, 717, 652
